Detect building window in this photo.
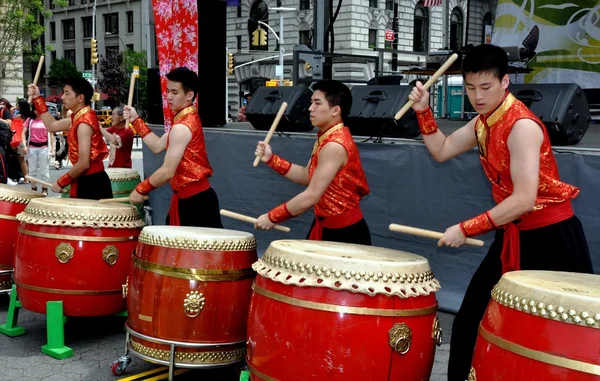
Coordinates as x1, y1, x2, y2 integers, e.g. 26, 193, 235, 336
450, 7, 463, 50
413, 2, 429, 52
106, 45, 120, 56
299, 0, 310, 11
369, 0, 377, 7
50, 0, 55, 9
237, 6, 242, 17
62, 19, 75, 40
299, 30, 311, 45
127, 44, 134, 51
50, 22, 56, 41
104, 13, 119, 35
82, 16, 92, 38
84, 48, 91, 70
368, 29, 377, 49
50, 51, 57, 64
68, 0, 75, 6
237, 35, 242, 50
385, 0, 393, 10
277, 0, 281, 6
64, 49, 76, 66
82, 0, 87, 3
127, 11, 134, 33
483, 12, 493, 44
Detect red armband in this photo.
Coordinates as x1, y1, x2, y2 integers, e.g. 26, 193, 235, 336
268, 203, 294, 223
267, 154, 292, 176
57, 172, 73, 188
32, 97, 49, 116
460, 211, 498, 237
135, 178, 156, 195
415, 107, 438, 136
132, 117, 152, 138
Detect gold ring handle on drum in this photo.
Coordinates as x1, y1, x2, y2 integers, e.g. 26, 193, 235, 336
122, 276, 128, 299
102, 245, 119, 266
432, 315, 443, 346
183, 290, 205, 318
388, 323, 412, 355
55, 243, 74, 264
468, 368, 477, 381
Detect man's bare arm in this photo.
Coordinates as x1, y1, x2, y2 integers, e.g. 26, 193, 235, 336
422, 118, 478, 162
144, 124, 191, 187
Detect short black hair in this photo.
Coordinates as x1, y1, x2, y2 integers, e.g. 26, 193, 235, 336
462, 44, 509, 81
166, 67, 199, 101
18, 99, 32, 119
64, 77, 94, 106
311, 80, 353, 120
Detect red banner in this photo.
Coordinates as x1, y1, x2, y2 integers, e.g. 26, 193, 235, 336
151, 0, 199, 131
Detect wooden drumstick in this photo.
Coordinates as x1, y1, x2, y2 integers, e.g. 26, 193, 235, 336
98, 196, 148, 204
253, 102, 288, 167
125, 72, 136, 127
25, 175, 53, 189
220, 209, 291, 233
389, 223, 484, 247
28, 56, 45, 104
394, 53, 459, 121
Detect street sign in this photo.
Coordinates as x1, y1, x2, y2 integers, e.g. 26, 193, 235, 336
83, 72, 92, 78
275, 65, 283, 77
385, 29, 395, 42
133, 66, 140, 78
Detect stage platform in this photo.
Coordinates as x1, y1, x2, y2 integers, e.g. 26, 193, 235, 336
143, 121, 600, 314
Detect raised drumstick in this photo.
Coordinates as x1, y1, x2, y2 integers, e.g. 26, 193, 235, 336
220, 209, 291, 233
98, 196, 148, 204
28, 56, 45, 104
389, 223, 484, 247
25, 175, 53, 189
253, 102, 288, 167
394, 53, 459, 121
125, 72, 136, 127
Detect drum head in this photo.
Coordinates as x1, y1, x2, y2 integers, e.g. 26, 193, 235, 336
17, 197, 144, 228
105, 168, 141, 182
254, 239, 440, 298
0, 183, 46, 204
493, 270, 600, 328
139, 226, 257, 251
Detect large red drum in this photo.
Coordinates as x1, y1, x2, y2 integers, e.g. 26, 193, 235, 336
14, 198, 144, 316
471, 270, 600, 381
0, 185, 45, 292
126, 226, 257, 368
247, 240, 442, 381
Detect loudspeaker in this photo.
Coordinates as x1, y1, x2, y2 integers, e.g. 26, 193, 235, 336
146, 68, 164, 125
246, 86, 314, 132
346, 85, 419, 138
509, 83, 591, 145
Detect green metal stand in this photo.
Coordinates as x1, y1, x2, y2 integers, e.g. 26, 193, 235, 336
240, 370, 250, 381
41, 301, 73, 360
0, 285, 25, 337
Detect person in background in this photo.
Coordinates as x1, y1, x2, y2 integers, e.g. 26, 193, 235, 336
237, 93, 251, 122
100, 107, 134, 168
22, 107, 54, 195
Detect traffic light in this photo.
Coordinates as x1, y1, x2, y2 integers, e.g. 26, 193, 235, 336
228, 53, 234, 75
259, 28, 267, 46
251, 27, 268, 47
252, 29, 260, 47
90, 38, 98, 65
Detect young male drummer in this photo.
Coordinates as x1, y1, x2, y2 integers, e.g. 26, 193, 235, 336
27, 79, 112, 199
254, 80, 371, 245
408, 44, 594, 381
124, 67, 223, 228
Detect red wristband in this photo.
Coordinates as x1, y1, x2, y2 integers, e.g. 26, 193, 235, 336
460, 211, 497, 237
267, 154, 292, 176
416, 107, 438, 135
268, 203, 294, 223
32, 97, 49, 116
135, 178, 156, 195
57, 172, 73, 188
132, 117, 151, 138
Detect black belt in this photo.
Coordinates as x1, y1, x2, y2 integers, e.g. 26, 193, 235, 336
29, 141, 48, 147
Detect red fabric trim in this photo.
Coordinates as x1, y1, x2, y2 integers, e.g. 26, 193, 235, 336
415, 107, 438, 135
268, 203, 293, 224
32, 97, 48, 115
132, 118, 151, 138
167, 178, 210, 226
308, 207, 364, 241
267, 154, 292, 176
135, 178, 156, 196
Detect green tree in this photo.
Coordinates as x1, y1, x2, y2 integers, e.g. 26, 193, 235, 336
98, 49, 127, 107
47, 58, 82, 89
120, 50, 148, 116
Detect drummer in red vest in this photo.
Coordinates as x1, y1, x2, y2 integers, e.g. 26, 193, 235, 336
253, 80, 371, 245
408, 44, 594, 381
124, 67, 223, 228
27, 79, 112, 199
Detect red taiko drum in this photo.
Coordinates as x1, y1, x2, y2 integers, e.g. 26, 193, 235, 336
246, 240, 442, 381
14, 198, 144, 316
0, 185, 45, 292
125, 226, 257, 368
470, 270, 600, 381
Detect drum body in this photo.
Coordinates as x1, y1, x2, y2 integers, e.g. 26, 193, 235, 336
247, 240, 442, 381
471, 271, 600, 381
0, 185, 45, 291
62, 168, 140, 200
126, 226, 257, 368
14, 198, 144, 316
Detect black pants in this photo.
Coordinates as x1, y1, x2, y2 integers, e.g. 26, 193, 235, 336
306, 218, 372, 245
76, 171, 113, 200
165, 187, 223, 228
447, 216, 594, 381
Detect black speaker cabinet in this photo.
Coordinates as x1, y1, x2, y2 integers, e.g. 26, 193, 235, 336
509, 83, 591, 145
146, 68, 164, 126
246, 86, 314, 132
346, 85, 419, 138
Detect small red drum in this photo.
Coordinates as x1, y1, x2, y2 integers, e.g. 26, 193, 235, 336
247, 240, 442, 381
126, 226, 257, 368
471, 270, 600, 381
0, 185, 45, 292
14, 198, 144, 316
